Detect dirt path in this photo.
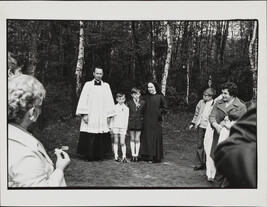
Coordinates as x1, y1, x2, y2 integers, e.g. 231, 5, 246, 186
40, 112, 215, 188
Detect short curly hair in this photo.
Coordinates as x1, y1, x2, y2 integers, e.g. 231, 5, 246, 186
221, 82, 238, 97
8, 74, 46, 123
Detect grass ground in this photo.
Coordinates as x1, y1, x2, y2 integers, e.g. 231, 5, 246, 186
33, 111, 215, 188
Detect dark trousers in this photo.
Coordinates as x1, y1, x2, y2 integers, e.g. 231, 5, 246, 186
77, 132, 112, 160
195, 127, 206, 168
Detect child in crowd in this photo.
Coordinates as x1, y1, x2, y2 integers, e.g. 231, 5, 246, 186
110, 93, 129, 163
218, 110, 240, 144
189, 88, 216, 170
127, 87, 145, 162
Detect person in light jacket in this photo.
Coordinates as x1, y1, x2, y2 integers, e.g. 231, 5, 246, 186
8, 74, 70, 187
189, 88, 216, 170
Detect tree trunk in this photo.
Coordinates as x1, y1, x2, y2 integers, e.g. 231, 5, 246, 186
215, 21, 222, 65
207, 21, 214, 68
185, 59, 190, 105
198, 21, 203, 86
161, 21, 172, 95
208, 75, 212, 88
150, 21, 157, 81
131, 21, 143, 85
219, 21, 229, 65
75, 21, 85, 98
249, 20, 258, 103
27, 32, 38, 76
173, 21, 181, 64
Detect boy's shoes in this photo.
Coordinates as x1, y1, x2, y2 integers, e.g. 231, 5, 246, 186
122, 158, 127, 163
130, 156, 139, 162
114, 157, 121, 162
208, 178, 214, 183
134, 156, 139, 162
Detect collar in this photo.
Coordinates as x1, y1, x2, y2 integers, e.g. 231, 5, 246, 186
205, 99, 213, 105
94, 79, 102, 85
8, 123, 54, 165
117, 103, 126, 107
226, 97, 235, 106
216, 97, 242, 113
9, 123, 39, 151
232, 97, 242, 107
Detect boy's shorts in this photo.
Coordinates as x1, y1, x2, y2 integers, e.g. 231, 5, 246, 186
112, 128, 127, 135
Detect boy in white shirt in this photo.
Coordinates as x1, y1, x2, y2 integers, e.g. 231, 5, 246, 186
110, 93, 129, 163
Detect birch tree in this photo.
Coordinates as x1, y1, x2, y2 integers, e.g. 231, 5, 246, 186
150, 21, 157, 81
161, 21, 172, 95
249, 20, 258, 103
75, 21, 85, 97
185, 59, 190, 105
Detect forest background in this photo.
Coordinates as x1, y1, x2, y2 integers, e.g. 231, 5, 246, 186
7, 19, 258, 133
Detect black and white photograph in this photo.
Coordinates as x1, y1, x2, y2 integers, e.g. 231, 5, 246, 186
1, 1, 266, 206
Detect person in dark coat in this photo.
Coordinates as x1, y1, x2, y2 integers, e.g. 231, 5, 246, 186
127, 87, 146, 162
209, 82, 247, 187
140, 82, 168, 163
214, 107, 256, 188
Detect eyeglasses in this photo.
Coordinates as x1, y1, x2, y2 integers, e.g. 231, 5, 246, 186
203, 94, 211, 97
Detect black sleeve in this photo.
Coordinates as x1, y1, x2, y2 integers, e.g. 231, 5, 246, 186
159, 94, 168, 116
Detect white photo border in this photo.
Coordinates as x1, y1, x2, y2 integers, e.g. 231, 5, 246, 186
1, 1, 266, 206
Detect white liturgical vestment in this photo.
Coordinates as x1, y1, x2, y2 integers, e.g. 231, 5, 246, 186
76, 80, 115, 133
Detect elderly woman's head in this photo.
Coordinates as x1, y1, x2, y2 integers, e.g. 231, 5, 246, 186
8, 75, 46, 125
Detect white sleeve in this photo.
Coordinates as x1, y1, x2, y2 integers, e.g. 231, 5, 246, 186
10, 154, 65, 187
76, 82, 89, 116
105, 84, 116, 117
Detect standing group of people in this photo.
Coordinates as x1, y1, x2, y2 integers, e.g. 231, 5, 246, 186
76, 67, 168, 164
8, 55, 168, 187
189, 82, 256, 188
7, 50, 168, 187
8, 52, 256, 188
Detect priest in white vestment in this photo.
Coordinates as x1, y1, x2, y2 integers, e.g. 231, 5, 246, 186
76, 67, 115, 161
